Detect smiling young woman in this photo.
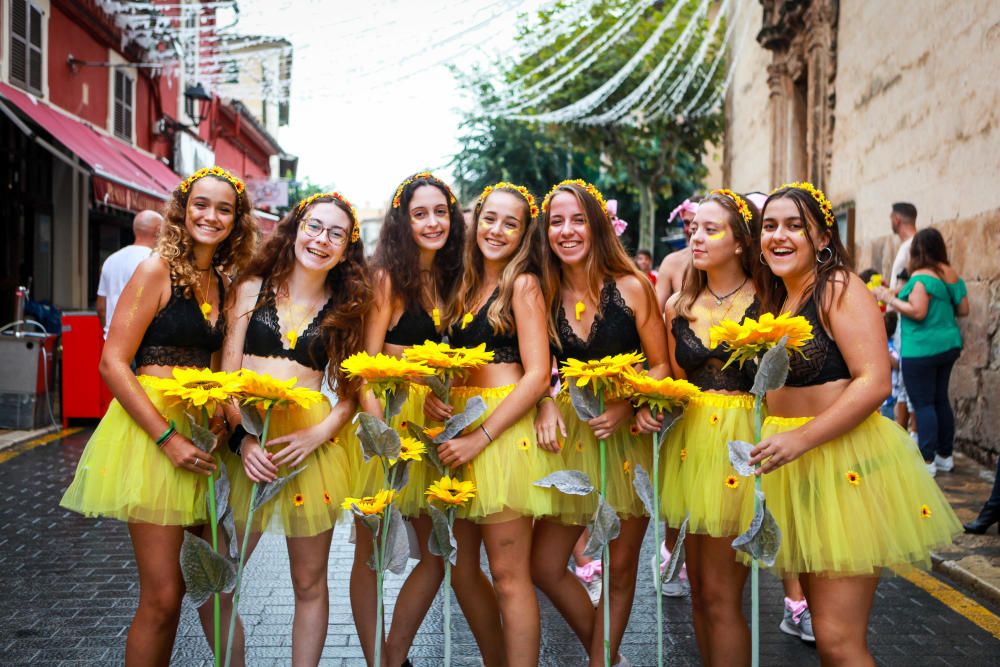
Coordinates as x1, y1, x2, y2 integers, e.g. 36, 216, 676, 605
60, 167, 257, 667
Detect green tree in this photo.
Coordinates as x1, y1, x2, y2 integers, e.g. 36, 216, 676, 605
279, 176, 331, 217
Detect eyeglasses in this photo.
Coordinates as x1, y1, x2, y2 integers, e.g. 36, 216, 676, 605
300, 219, 349, 246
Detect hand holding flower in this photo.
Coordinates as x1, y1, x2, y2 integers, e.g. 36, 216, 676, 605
633, 405, 663, 433
162, 433, 216, 475
268, 423, 331, 468
423, 391, 454, 422
587, 399, 634, 440
749, 430, 811, 474
437, 430, 489, 469
240, 436, 278, 483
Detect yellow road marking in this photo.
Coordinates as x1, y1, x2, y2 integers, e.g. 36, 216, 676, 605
894, 565, 1000, 639
0, 427, 83, 464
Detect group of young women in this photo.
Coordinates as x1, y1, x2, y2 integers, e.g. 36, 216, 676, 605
60, 166, 961, 667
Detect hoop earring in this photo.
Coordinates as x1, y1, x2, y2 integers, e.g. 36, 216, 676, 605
759, 252, 767, 265
816, 246, 834, 264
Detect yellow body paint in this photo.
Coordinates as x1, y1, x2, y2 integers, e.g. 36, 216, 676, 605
708, 231, 726, 241
574, 301, 586, 321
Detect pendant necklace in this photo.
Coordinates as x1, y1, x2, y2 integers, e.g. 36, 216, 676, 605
706, 277, 748, 306
282, 294, 324, 350
193, 270, 213, 321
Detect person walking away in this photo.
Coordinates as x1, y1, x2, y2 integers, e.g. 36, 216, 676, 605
887, 203, 918, 436
96, 210, 163, 338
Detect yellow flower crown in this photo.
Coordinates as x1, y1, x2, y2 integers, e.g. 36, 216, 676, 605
711, 188, 753, 234
478, 181, 539, 219
541, 179, 607, 215
772, 181, 835, 227
178, 166, 245, 196
297, 191, 361, 243
391, 171, 457, 209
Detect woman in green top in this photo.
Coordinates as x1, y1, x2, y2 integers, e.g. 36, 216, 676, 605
876, 228, 969, 472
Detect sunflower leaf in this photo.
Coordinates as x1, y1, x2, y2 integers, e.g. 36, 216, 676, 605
376, 427, 402, 461
435, 396, 487, 443
728, 440, 757, 477
251, 465, 307, 512
356, 413, 394, 463
659, 406, 685, 438
387, 459, 411, 492
220, 506, 238, 560
662, 514, 690, 584
631, 464, 656, 518
238, 404, 264, 438
384, 506, 411, 574
751, 336, 790, 397
406, 422, 447, 475
428, 505, 458, 566
211, 462, 231, 523
186, 413, 217, 453
180, 531, 237, 608
384, 384, 409, 421
732, 491, 781, 566
425, 375, 451, 404
569, 382, 601, 421
583, 496, 621, 560
533, 470, 594, 496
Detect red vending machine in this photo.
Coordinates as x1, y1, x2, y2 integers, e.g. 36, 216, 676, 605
61, 311, 112, 424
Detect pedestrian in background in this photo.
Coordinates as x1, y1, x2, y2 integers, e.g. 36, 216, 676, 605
888, 203, 918, 436
876, 227, 969, 476
96, 210, 162, 338
655, 196, 700, 310
634, 248, 657, 285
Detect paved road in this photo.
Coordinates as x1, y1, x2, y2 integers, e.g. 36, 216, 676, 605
1, 428, 998, 665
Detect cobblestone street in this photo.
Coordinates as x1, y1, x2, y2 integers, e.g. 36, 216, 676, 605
1, 429, 998, 666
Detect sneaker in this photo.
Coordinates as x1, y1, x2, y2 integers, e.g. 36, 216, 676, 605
612, 654, 632, 667
572, 563, 603, 607
662, 578, 690, 597
934, 455, 955, 472
779, 600, 815, 642
926, 461, 937, 477
584, 576, 602, 607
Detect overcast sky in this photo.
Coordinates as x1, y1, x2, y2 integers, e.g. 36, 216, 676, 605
226, 0, 548, 209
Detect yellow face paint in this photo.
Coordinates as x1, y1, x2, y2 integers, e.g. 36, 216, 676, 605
797, 230, 805, 237
478, 220, 491, 229
503, 228, 517, 236
708, 231, 726, 241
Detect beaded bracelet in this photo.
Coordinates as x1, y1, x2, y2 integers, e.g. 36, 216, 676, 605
155, 420, 176, 447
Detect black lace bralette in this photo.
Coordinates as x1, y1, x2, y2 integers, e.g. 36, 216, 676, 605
449, 288, 520, 364
553, 278, 641, 364
384, 307, 440, 347
135, 275, 225, 369
672, 299, 759, 392
244, 285, 333, 372
784, 296, 851, 387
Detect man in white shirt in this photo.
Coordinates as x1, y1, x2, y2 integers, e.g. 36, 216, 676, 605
96, 210, 162, 338
888, 202, 918, 438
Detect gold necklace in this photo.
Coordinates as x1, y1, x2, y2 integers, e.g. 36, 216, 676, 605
281, 294, 324, 350
192, 271, 213, 321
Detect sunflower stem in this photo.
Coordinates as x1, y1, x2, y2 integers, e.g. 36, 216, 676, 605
201, 407, 221, 667
374, 460, 393, 667
751, 394, 763, 667
652, 408, 663, 667
225, 405, 272, 667
444, 506, 454, 667
598, 390, 610, 667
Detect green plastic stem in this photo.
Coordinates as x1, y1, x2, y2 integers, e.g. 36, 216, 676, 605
652, 409, 664, 667
598, 391, 610, 667
201, 407, 221, 667
751, 394, 763, 667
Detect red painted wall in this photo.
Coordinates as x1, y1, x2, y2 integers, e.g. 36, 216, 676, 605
214, 136, 270, 181
48, 5, 108, 128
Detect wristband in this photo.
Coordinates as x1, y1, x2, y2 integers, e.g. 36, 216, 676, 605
480, 424, 494, 443
228, 423, 249, 455
155, 420, 176, 447
537, 395, 554, 407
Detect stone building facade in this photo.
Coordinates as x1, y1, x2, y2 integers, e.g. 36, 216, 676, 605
715, 0, 1000, 464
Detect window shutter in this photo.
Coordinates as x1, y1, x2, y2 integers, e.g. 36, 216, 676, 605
113, 70, 134, 141
9, 0, 28, 88
28, 4, 43, 92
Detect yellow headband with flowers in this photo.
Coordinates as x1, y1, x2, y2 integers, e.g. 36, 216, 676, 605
711, 188, 753, 234
178, 166, 245, 197
391, 171, 457, 209
478, 181, 539, 219
772, 181, 835, 227
541, 179, 607, 214
297, 191, 361, 243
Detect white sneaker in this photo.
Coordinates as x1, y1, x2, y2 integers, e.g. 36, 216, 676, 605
612, 655, 632, 667
934, 455, 954, 472
926, 461, 937, 477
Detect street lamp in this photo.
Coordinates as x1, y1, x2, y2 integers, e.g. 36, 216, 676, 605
183, 83, 212, 126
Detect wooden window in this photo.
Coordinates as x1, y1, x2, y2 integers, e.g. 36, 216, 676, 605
113, 70, 134, 142
9, 0, 43, 95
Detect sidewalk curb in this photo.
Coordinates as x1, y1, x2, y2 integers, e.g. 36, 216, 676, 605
0, 424, 61, 452
931, 551, 1000, 606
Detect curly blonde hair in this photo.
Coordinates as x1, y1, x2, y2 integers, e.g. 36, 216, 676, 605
158, 174, 258, 296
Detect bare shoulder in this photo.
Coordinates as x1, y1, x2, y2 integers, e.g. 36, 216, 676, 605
134, 254, 170, 280
661, 249, 689, 271
513, 272, 542, 298
664, 292, 681, 316
615, 273, 647, 301
235, 276, 264, 300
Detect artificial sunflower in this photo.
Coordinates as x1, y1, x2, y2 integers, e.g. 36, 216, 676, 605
846, 470, 861, 486
390, 437, 425, 465
341, 351, 435, 401
680, 448, 688, 462
424, 425, 445, 440
709, 414, 720, 426
151, 367, 243, 412
709, 312, 814, 368
623, 460, 631, 474
517, 438, 531, 451
425, 476, 477, 506
292, 493, 305, 507
560, 352, 646, 397
920, 504, 932, 519
341, 489, 396, 515
404, 341, 494, 378
234, 369, 324, 410
322, 491, 332, 505
725, 475, 740, 489
623, 369, 700, 413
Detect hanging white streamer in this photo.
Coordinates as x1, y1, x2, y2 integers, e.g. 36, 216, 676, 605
680, 0, 746, 116
691, 12, 752, 117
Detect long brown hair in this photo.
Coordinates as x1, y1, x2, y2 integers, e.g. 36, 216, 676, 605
446, 185, 538, 334
909, 227, 950, 276
159, 174, 258, 295
534, 181, 656, 348
372, 173, 465, 325
237, 195, 372, 397
754, 185, 853, 329
675, 191, 760, 320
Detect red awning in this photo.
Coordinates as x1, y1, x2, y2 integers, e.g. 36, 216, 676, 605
0, 81, 179, 210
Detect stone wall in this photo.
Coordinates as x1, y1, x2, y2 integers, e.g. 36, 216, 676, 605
719, 0, 1000, 464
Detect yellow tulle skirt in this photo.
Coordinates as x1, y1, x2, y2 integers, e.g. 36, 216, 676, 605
350, 383, 436, 517
548, 395, 653, 526
450, 385, 559, 522
228, 399, 353, 538
60, 375, 211, 526
743, 414, 962, 576
661, 393, 758, 537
